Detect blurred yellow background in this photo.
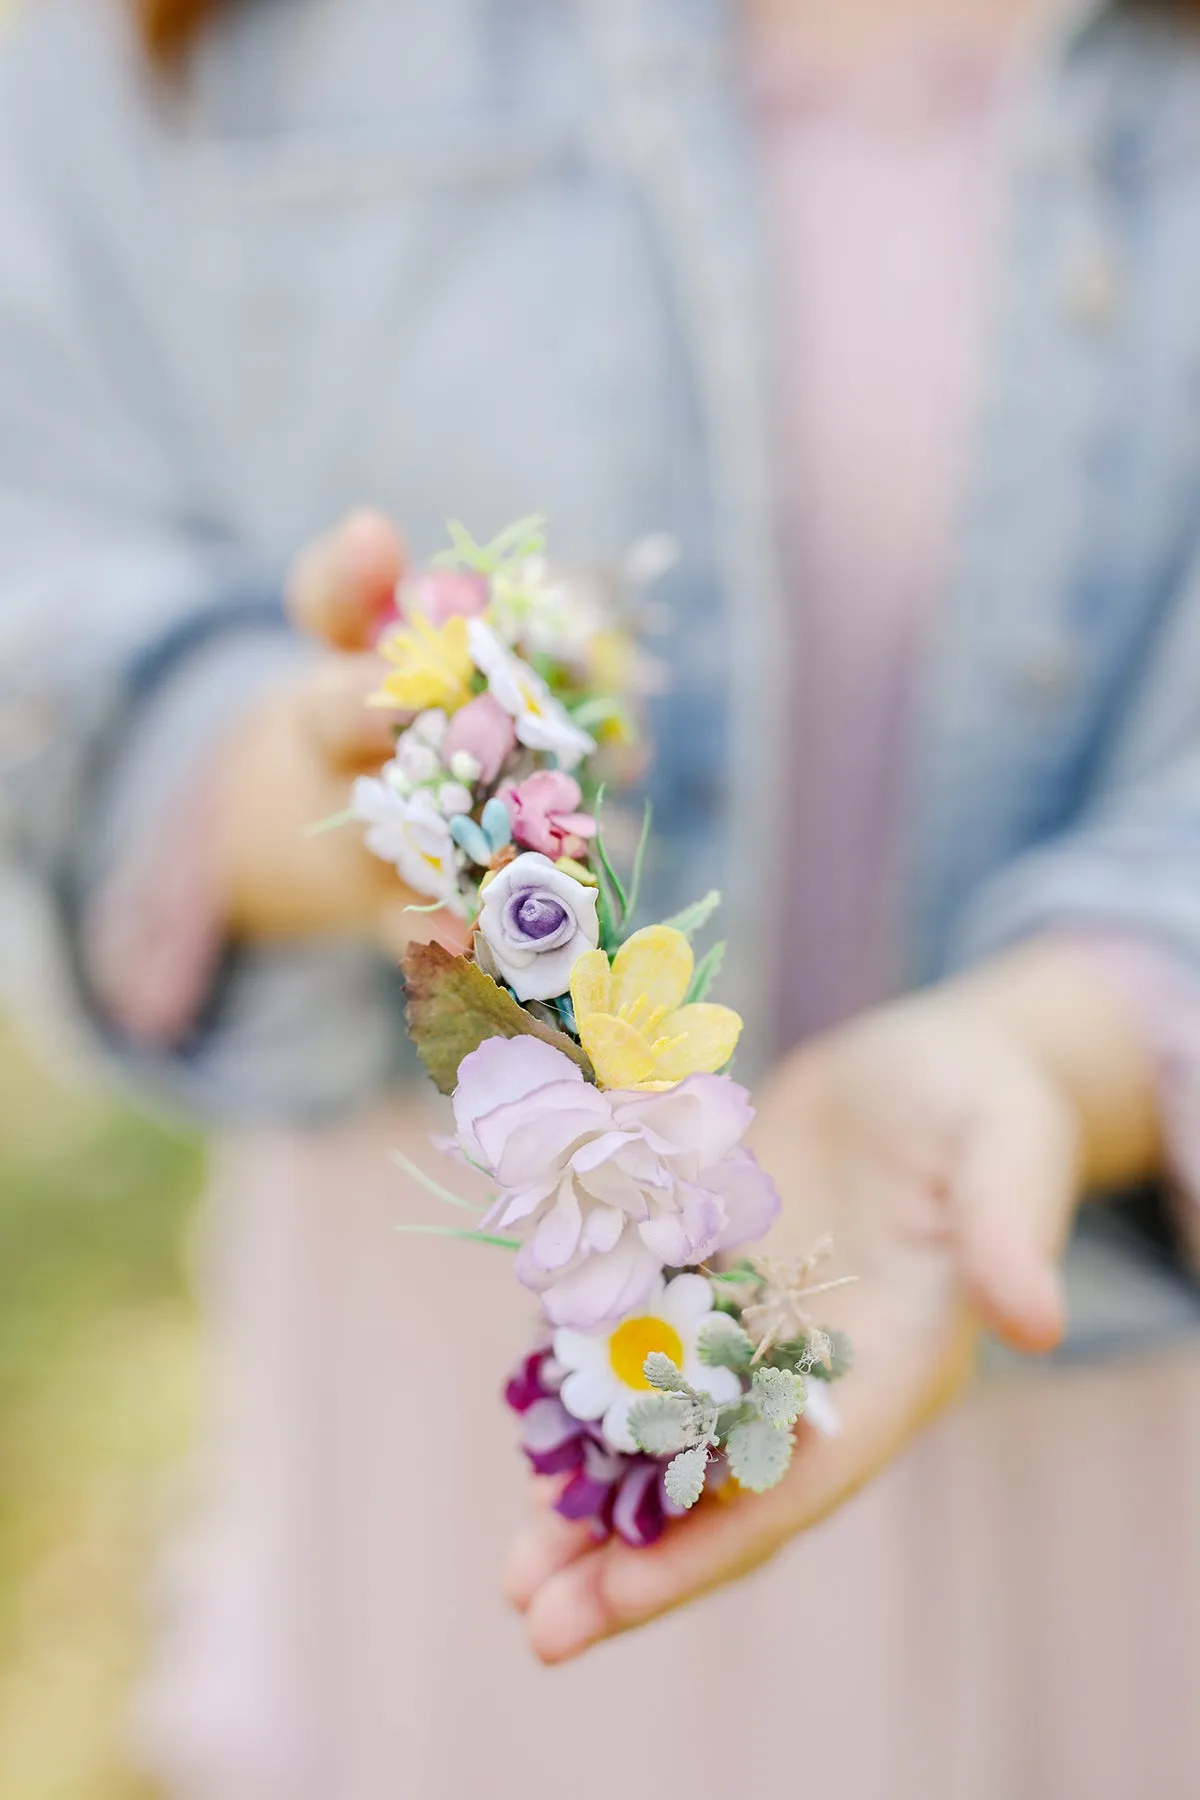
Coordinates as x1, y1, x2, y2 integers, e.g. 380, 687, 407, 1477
0, 1030, 203, 1799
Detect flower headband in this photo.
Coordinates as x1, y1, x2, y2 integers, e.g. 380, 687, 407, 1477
346, 516, 852, 1547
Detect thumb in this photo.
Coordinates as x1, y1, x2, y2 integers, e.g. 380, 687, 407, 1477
953, 1087, 1079, 1355
377, 897, 471, 963
287, 510, 406, 651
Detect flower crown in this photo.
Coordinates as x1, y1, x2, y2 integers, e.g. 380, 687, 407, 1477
350, 517, 852, 1547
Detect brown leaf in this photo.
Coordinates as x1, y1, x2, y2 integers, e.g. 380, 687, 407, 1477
401, 941, 594, 1096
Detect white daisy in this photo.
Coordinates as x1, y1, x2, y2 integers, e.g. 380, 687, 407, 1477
554, 1272, 742, 1453
351, 776, 464, 914
467, 617, 596, 771
489, 557, 604, 666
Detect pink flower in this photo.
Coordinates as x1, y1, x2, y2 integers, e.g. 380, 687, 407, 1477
451, 1037, 780, 1329
441, 692, 517, 785
401, 568, 490, 628
499, 770, 596, 860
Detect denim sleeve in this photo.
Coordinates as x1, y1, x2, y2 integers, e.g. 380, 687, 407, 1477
945, 566, 1200, 1354
950, 560, 1200, 978
0, 23, 410, 1123
37, 605, 412, 1126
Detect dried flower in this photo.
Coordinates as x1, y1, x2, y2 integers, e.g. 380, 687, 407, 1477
740, 1239, 857, 1362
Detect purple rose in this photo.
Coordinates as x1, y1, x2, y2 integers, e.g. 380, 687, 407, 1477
476, 852, 599, 1002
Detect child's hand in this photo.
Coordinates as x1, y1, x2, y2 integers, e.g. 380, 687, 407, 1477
214, 512, 468, 959
504, 941, 1160, 1662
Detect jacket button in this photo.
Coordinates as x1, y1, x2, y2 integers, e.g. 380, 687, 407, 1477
1066, 248, 1122, 328
1017, 637, 1077, 706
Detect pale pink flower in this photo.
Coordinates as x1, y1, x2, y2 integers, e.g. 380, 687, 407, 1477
441, 691, 517, 786
499, 770, 596, 860
452, 1037, 780, 1328
401, 568, 490, 627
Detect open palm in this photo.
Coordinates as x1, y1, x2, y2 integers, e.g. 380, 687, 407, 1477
505, 984, 1081, 1663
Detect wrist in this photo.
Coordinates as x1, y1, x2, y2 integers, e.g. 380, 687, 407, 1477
951, 937, 1163, 1191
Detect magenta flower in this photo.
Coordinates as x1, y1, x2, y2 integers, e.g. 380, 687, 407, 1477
401, 568, 490, 628
452, 1037, 780, 1329
504, 1348, 686, 1547
442, 692, 517, 786
499, 770, 596, 860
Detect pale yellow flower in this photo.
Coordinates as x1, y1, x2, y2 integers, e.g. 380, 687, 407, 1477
371, 614, 474, 714
570, 924, 742, 1090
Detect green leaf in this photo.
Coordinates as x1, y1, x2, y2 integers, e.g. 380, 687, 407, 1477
627, 1394, 696, 1457
660, 890, 721, 938
388, 1148, 484, 1213
593, 875, 622, 956
640, 1354, 723, 1446
697, 1315, 754, 1373
592, 794, 628, 924
751, 1366, 806, 1431
706, 1260, 762, 1289
303, 807, 359, 838
393, 1223, 519, 1250
642, 1351, 685, 1392
714, 1399, 756, 1441
769, 1329, 837, 1376
433, 513, 547, 573
401, 940, 594, 1096
664, 1445, 710, 1510
822, 1330, 854, 1380
480, 512, 548, 564
685, 939, 726, 1004
725, 1418, 794, 1494
624, 801, 654, 922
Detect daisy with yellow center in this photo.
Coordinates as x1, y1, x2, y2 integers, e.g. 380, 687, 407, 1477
371, 614, 475, 714
569, 925, 743, 1091
553, 1273, 741, 1453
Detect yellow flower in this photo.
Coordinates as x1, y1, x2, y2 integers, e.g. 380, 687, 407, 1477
570, 925, 742, 1090
370, 614, 474, 714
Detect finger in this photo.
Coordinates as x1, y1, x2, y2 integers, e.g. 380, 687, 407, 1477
376, 897, 471, 962
287, 511, 405, 650
954, 1098, 1076, 1355
505, 1508, 598, 1614
298, 655, 398, 767
522, 1288, 971, 1664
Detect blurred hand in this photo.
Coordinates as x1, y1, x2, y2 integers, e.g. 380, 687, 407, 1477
214, 511, 468, 960
505, 941, 1160, 1662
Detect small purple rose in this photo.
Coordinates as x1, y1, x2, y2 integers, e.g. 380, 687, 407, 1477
476, 852, 599, 1002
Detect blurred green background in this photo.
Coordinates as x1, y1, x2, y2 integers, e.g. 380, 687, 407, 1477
0, 1026, 205, 1800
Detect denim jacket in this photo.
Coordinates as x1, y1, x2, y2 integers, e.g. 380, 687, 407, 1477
3, 0, 1200, 1338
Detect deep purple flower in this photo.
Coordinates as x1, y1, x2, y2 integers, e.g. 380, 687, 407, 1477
504, 1348, 557, 1414
503, 1346, 678, 1548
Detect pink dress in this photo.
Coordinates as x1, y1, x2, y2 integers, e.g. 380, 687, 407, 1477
127, 29, 1200, 1800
